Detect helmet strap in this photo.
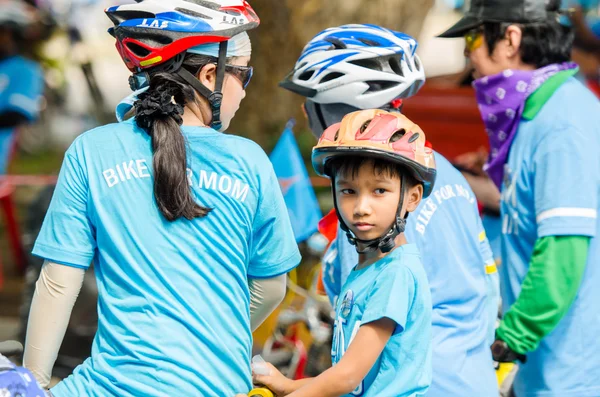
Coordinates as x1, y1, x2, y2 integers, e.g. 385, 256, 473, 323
332, 174, 408, 255
175, 41, 228, 130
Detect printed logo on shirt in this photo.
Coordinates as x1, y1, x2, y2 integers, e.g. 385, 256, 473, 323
102, 160, 250, 202
340, 290, 354, 319
415, 183, 476, 235
332, 314, 364, 396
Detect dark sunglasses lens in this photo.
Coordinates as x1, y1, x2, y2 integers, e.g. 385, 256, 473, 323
242, 67, 253, 89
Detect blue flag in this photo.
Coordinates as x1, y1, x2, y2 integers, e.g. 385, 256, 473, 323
270, 120, 322, 243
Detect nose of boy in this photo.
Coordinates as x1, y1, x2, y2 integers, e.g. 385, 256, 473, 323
354, 195, 372, 218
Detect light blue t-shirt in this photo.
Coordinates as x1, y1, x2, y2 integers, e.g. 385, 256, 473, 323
0, 55, 43, 174
500, 77, 600, 397
323, 152, 499, 397
331, 244, 432, 397
33, 120, 301, 397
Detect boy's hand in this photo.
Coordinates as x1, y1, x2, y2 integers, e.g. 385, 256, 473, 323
252, 362, 293, 396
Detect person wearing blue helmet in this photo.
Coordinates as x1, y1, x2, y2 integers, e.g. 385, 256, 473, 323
279, 24, 499, 397
22, 1, 300, 396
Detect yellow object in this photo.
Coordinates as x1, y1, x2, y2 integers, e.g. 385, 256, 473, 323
496, 362, 516, 386
464, 29, 484, 52
249, 387, 275, 397
479, 231, 486, 242
485, 261, 498, 274
140, 56, 163, 67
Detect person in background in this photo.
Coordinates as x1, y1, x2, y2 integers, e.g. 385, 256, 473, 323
439, 0, 600, 396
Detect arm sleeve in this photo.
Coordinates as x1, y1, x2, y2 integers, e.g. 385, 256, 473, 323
361, 266, 415, 335
32, 148, 97, 269
23, 261, 85, 388
248, 274, 287, 331
248, 162, 301, 278
496, 235, 589, 354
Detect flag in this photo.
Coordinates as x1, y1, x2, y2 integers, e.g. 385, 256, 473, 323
270, 120, 322, 243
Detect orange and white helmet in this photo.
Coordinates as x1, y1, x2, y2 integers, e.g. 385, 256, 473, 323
312, 109, 436, 197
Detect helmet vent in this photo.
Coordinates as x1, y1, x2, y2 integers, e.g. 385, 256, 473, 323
408, 132, 420, 143
359, 120, 372, 134
348, 58, 382, 71
366, 81, 398, 93
182, 0, 220, 10
324, 37, 347, 50
390, 129, 406, 142
414, 56, 421, 71
299, 70, 314, 81
126, 42, 151, 57
357, 38, 380, 46
175, 7, 213, 19
107, 10, 155, 25
334, 128, 340, 141
389, 56, 404, 77
321, 72, 344, 83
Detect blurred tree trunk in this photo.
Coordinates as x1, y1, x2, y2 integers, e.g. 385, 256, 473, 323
230, 0, 435, 148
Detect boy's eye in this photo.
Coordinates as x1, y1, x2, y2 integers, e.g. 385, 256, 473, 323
374, 188, 387, 194
340, 189, 355, 195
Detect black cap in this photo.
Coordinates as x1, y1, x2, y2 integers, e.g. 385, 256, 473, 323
438, 0, 558, 38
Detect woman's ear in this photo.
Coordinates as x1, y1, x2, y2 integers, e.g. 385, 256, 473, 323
197, 63, 217, 91
405, 183, 424, 213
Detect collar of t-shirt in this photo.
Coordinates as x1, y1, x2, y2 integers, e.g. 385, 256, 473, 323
522, 68, 579, 120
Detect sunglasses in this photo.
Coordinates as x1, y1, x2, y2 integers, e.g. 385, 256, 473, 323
224, 64, 253, 89
464, 29, 484, 52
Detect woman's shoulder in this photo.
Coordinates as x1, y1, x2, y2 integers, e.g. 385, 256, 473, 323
68, 120, 146, 153
213, 133, 273, 170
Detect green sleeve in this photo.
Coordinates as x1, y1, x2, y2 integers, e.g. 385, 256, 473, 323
496, 235, 589, 354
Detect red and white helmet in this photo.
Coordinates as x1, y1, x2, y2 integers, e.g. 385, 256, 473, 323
312, 109, 436, 197
105, 0, 259, 72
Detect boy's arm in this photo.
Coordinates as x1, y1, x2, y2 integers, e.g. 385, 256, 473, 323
286, 318, 395, 397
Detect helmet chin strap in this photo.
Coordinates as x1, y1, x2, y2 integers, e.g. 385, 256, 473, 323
332, 174, 408, 255
176, 41, 228, 130
130, 41, 229, 130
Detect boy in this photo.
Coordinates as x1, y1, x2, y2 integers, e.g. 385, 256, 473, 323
253, 109, 436, 397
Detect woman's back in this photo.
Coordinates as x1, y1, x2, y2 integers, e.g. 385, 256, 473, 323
33, 120, 300, 396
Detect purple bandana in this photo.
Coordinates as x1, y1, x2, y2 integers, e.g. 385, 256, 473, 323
473, 62, 578, 188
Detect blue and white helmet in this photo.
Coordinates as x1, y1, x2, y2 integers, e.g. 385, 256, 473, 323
280, 24, 425, 109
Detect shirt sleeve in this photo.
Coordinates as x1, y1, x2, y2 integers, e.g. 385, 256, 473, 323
361, 265, 416, 335
248, 161, 301, 278
533, 125, 598, 238
32, 146, 96, 269
497, 235, 589, 354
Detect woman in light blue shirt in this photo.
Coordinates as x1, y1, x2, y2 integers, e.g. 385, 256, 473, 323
22, 2, 300, 396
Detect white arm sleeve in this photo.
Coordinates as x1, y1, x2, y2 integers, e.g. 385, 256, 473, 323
248, 274, 286, 332
23, 261, 85, 388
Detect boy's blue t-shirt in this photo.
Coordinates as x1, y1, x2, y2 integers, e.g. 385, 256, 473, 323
323, 152, 499, 397
331, 244, 432, 397
33, 120, 301, 397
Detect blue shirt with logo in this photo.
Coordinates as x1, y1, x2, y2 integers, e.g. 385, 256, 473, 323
0, 55, 43, 174
331, 244, 431, 397
500, 77, 600, 397
33, 120, 301, 397
323, 152, 499, 397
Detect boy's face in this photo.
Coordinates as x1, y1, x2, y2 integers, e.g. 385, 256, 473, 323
334, 160, 423, 241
